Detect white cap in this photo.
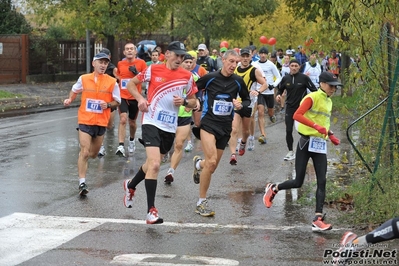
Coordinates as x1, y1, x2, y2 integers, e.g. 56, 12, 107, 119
197, 44, 207, 50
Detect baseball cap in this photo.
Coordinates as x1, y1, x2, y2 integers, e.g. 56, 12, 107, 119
187, 50, 197, 59
270, 52, 277, 58
286, 49, 293, 55
249, 45, 256, 51
220, 47, 228, 53
298, 45, 302, 49
93, 52, 110, 62
240, 48, 251, 55
167, 41, 187, 55
197, 44, 207, 51
319, 72, 342, 86
183, 54, 194, 61
259, 47, 269, 54
99, 48, 111, 56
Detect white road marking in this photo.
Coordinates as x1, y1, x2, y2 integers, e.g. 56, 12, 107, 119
111, 254, 239, 265
0, 212, 341, 265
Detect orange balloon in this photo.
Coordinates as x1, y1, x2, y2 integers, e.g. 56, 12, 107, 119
259, 36, 268, 44
268, 37, 276, 46
220, 41, 229, 48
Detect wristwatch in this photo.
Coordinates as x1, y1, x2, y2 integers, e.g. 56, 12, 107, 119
107, 103, 112, 109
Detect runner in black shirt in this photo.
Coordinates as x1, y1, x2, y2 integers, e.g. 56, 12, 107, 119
276, 59, 317, 161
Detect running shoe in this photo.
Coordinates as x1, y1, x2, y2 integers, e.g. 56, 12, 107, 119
98, 145, 106, 157
235, 138, 241, 152
247, 136, 255, 151
280, 107, 285, 114
184, 141, 193, 152
79, 182, 89, 196
258, 135, 267, 144
263, 183, 277, 208
161, 152, 169, 163
270, 115, 276, 123
128, 140, 135, 153
195, 200, 215, 217
164, 173, 174, 185
333, 232, 358, 264
123, 179, 135, 208
192, 155, 202, 184
238, 142, 246, 156
312, 214, 332, 231
229, 154, 237, 165
146, 206, 164, 224
115, 145, 126, 157
284, 150, 295, 161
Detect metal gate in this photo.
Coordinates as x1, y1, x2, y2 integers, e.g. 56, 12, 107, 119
0, 34, 28, 84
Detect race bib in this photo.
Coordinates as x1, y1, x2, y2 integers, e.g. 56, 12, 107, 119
85, 98, 103, 113
213, 100, 233, 116
121, 79, 131, 90
308, 136, 327, 154
156, 110, 177, 124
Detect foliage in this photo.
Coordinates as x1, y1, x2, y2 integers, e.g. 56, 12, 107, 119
0, 90, 22, 99
0, 0, 32, 34
26, 0, 180, 40
171, 0, 278, 49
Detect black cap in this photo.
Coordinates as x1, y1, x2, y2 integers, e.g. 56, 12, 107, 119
249, 45, 256, 51
99, 48, 110, 55
183, 54, 194, 61
259, 47, 268, 54
240, 48, 251, 55
319, 72, 342, 86
270, 52, 277, 58
167, 41, 186, 55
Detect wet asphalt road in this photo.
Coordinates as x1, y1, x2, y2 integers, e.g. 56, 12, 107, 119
0, 107, 368, 266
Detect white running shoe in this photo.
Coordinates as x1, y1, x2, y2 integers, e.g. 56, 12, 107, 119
184, 141, 193, 152
128, 140, 136, 153
284, 151, 295, 161
146, 207, 164, 224
98, 145, 106, 157
115, 145, 126, 157
247, 136, 255, 151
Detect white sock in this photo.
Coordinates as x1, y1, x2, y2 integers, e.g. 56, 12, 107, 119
197, 198, 206, 206
79, 178, 86, 184
167, 168, 174, 175
196, 159, 201, 170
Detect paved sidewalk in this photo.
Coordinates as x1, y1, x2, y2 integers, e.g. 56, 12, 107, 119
0, 82, 80, 115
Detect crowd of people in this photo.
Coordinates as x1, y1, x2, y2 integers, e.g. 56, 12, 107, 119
63, 40, 397, 261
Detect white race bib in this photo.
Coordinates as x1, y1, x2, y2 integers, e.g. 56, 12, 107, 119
85, 98, 103, 114
308, 136, 327, 154
212, 100, 233, 116
121, 79, 131, 90
156, 110, 177, 125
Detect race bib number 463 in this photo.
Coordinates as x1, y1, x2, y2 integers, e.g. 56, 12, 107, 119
212, 100, 233, 116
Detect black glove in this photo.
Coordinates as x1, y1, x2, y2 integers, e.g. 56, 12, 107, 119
129, 65, 139, 75
268, 84, 274, 90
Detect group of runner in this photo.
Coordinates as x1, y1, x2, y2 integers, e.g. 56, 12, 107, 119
63, 41, 399, 264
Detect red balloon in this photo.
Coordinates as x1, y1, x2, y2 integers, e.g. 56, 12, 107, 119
220, 41, 229, 48
268, 37, 276, 45
259, 36, 268, 44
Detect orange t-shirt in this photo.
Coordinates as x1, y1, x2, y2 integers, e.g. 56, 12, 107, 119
117, 58, 147, 100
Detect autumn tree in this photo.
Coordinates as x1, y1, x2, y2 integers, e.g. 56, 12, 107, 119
171, 0, 279, 49
27, 0, 181, 58
0, 0, 31, 34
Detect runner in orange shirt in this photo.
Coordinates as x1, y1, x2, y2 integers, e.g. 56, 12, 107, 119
114, 43, 147, 157
63, 52, 121, 196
